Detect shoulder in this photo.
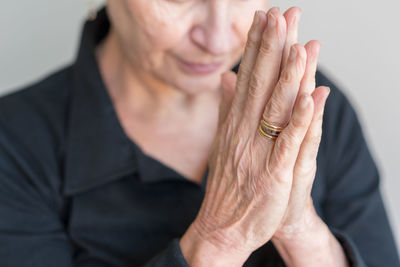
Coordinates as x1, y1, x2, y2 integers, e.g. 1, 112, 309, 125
0, 65, 73, 131
0, 65, 73, 146
0, 66, 73, 206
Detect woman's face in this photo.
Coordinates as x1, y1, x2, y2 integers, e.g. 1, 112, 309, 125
106, 0, 269, 95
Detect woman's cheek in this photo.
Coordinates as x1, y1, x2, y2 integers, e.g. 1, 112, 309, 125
134, 10, 185, 50
142, 24, 183, 53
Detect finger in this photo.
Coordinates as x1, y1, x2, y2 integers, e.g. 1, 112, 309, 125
240, 8, 287, 131
280, 87, 330, 224
268, 92, 314, 179
260, 44, 307, 131
298, 40, 321, 96
230, 9, 268, 116
293, 86, 330, 189
217, 71, 238, 129
281, 7, 302, 72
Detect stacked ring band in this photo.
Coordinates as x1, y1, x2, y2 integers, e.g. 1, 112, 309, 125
258, 119, 284, 140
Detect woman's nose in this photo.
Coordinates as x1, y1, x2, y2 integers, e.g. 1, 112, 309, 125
190, 10, 239, 56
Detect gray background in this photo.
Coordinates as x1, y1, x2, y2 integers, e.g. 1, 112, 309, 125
1, 0, 399, 254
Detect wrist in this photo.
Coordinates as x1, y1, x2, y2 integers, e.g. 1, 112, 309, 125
271, 217, 349, 267
180, 223, 251, 267
271, 212, 329, 245
271, 219, 330, 253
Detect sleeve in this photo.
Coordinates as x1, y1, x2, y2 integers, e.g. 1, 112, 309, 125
0, 122, 75, 267
141, 238, 189, 267
319, 74, 400, 267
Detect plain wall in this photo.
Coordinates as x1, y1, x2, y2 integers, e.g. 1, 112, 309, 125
1, 0, 399, 254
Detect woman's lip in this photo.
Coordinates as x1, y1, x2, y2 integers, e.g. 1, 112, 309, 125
178, 58, 223, 74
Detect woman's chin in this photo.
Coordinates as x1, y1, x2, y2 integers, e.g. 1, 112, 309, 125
159, 66, 223, 95
176, 76, 221, 95
189, 68, 227, 92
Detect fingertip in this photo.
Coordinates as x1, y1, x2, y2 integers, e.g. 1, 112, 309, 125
323, 85, 330, 94
256, 10, 267, 25
297, 7, 303, 15
305, 40, 321, 53
293, 6, 303, 21
314, 40, 322, 50
273, 11, 287, 40
311, 86, 325, 97
283, 6, 302, 25
317, 86, 330, 100
323, 86, 331, 102
220, 71, 231, 82
311, 86, 330, 111
269, 6, 281, 15
277, 11, 288, 29
221, 71, 237, 89
284, 6, 302, 16
222, 70, 236, 78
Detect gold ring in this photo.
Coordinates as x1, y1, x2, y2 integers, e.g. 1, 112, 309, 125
258, 119, 284, 140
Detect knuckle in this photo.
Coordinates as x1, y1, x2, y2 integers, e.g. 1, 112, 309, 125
296, 160, 317, 177
259, 40, 275, 56
263, 157, 288, 188
282, 129, 302, 149
291, 114, 308, 129
280, 69, 293, 84
268, 166, 291, 187
246, 31, 259, 49
263, 100, 281, 121
237, 62, 252, 80
273, 136, 292, 165
248, 73, 264, 93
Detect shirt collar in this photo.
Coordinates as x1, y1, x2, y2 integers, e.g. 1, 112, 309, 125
63, 7, 240, 195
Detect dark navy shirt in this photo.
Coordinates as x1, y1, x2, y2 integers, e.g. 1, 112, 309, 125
0, 7, 399, 267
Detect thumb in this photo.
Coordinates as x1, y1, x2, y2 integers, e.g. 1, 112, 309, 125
218, 70, 237, 128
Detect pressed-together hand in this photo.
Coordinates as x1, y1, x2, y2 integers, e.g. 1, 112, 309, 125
180, 7, 347, 267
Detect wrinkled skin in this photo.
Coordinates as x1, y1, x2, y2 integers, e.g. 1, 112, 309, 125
106, 0, 268, 95
180, 7, 331, 265
104, 1, 336, 266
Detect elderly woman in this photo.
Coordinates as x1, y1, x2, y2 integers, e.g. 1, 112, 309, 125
0, 1, 399, 266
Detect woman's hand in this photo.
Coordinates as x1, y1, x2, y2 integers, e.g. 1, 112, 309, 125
270, 9, 329, 242
180, 7, 330, 266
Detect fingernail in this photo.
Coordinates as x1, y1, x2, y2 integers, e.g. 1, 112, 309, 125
268, 12, 276, 28
270, 6, 280, 13
326, 87, 331, 96
289, 45, 297, 60
300, 93, 309, 109
253, 10, 260, 25
255, 10, 266, 27
325, 87, 331, 100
